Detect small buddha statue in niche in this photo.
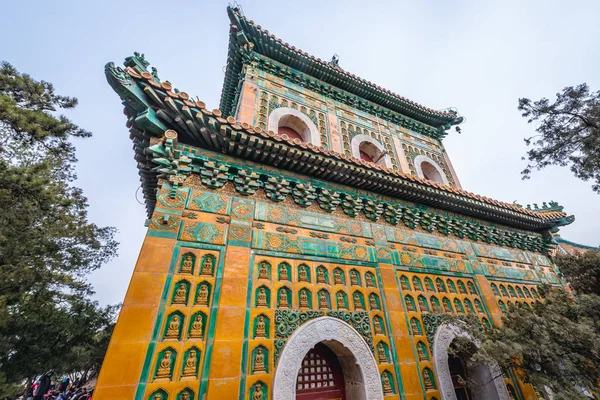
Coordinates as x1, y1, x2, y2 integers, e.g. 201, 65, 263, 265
189, 315, 203, 339
353, 293, 363, 310
180, 393, 189, 400
378, 344, 387, 363
196, 284, 209, 306
350, 271, 358, 286
173, 283, 187, 304
418, 297, 427, 312
299, 290, 309, 308
155, 351, 172, 380
257, 288, 268, 307
373, 318, 383, 335
182, 350, 198, 377
401, 279, 409, 291
154, 395, 162, 400
436, 280, 445, 292
334, 269, 343, 284
366, 273, 375, 287
370, 296, 378, 310
417, 345, 427, 361
317, 268, 325, 283
165, 315, 180, 339
201, 256, 213, 276
423, 371, 435, 390
181, 255, 193, 274
411, 320, 420, 335
253, 348, 266, 373
278, 290, 289, 308
426, 280, 435, 292
337, 292, 346, 309
319, 292, 328, 309
443, 302, 452, 313
252, 384, 264, 400
255, 316, 266, 338
279, 264, 289, 281
299, 266, 308, 282
382, 373, 393, 394
258, 263, 268, 279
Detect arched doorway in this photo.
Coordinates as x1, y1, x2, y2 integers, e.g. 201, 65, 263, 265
433, 322, 509, 400
448, 347, 474, 400
296, 343, 346, 400
273, 316, 383, 400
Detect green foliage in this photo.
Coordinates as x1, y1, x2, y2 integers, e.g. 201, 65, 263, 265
0, 62, 118, 396
518, 83, 600, 193
457, 286, 600, 399
555, 249, 600, 296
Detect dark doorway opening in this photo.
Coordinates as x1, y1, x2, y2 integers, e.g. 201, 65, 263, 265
296, 343, 346, 400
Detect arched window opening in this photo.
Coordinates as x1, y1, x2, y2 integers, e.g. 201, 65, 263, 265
278, 114, 310, 142
421, 161, 444, 183
358, 141, 385, 164
350, 135, 392, 168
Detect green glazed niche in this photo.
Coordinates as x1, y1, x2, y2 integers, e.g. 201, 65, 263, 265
255, 285, 271, 308
248, 381, 268, 400
381, 370, 396, 394
153, 347, 177, 381
336, 291, 348, 309
176, 388, 195, 400
277, 262, 291, 281
277, 287, 292, 308
163, 311, 184, 341
298, 288, 313, 308
252, 314, 270, 339
352, 291, 365, 310
171, 280, 191, 305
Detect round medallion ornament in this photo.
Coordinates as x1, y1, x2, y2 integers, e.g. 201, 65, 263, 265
164, 129, 178, 140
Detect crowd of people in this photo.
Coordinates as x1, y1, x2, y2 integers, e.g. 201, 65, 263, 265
25, 374, 93, 400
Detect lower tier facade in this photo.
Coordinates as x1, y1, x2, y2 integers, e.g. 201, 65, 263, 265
94, 156, 560, 400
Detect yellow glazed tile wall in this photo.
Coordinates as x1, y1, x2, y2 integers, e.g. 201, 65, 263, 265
95, 236, 176, 398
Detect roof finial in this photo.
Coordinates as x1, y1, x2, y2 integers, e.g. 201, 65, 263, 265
230, 1, 244, 16
329, 53, 339, 67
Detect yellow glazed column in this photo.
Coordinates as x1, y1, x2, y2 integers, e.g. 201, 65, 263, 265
205, 198, 254, 398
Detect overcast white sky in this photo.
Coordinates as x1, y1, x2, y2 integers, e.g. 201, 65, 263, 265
1, 0, 598, 306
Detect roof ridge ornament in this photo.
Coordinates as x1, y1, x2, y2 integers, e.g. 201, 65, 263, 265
329, 54, 339, 67
124, 51, 150, 74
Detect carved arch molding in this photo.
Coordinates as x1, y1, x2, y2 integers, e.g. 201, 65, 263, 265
433, 321, 509, 400
273, 316, 383, 400
267, 107, 321, 146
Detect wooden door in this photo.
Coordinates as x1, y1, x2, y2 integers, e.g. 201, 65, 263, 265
296, 343, 346, 400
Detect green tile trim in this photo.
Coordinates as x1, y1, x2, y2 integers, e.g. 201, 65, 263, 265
147, 230, 179, 239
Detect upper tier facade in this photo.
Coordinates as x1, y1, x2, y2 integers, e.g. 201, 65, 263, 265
225, 7, 462, 188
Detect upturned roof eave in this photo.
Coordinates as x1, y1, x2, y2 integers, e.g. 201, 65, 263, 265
105, 59, 573, 233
